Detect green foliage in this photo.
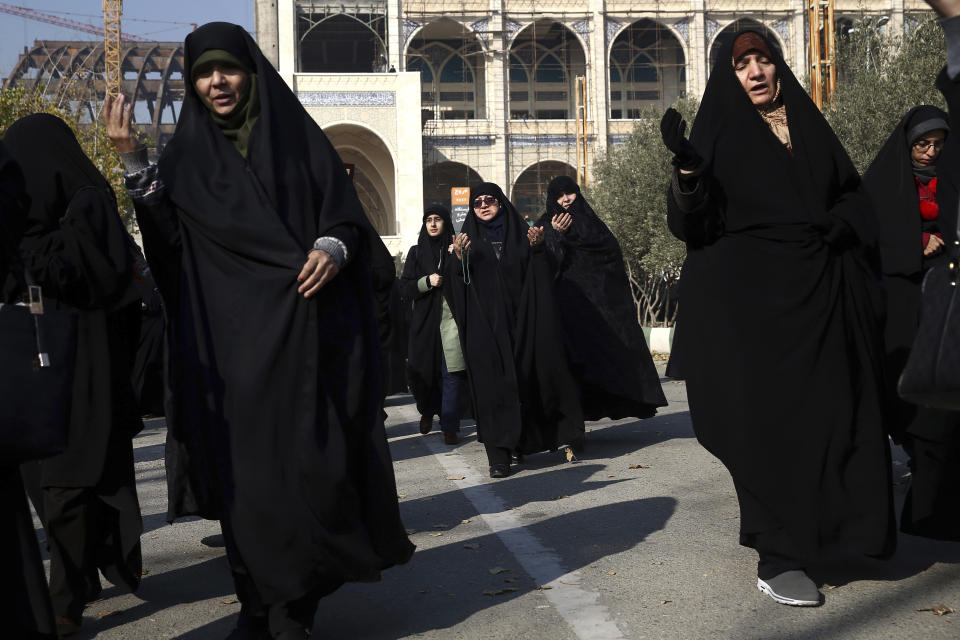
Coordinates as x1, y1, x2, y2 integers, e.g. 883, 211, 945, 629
0, 85, 135, 225
587, 96, 697, 326
825, 16, 946, 173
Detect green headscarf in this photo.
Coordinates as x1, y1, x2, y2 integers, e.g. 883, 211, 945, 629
191, 49, 260, 158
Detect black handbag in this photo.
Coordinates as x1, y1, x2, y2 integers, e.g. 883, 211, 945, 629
0, 285, 77, 465
899, 227, 960, 409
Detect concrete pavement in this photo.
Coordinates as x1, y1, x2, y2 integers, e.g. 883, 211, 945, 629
42, 375, 960, 639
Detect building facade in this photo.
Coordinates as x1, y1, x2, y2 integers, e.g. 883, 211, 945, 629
257, 0, 928, 253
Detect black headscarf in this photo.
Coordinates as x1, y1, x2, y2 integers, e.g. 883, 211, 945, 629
399, 204, 453, 415
0, 140, 28, 301
148, 22, 412, 604
5, 114, 136, 311
668, 31, 894, 561
536, 177, 667, 420
864, 105, 951, 277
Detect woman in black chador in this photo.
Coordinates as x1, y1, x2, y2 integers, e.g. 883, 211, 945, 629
536, 176, 667, 422
0, 139, 57, 640
104, 22, 413, 640
5, 114, 144, 636
446, 182, 584, 477
660, 32, 895, 607
864, 105, 960, 541
401, 205, 467, 445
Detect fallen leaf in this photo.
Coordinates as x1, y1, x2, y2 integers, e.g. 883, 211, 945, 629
405, 529, 417, 535
660, 600, 672, 605
446, 475, 466, 480
489, 566, 511, 575
463, 543, 481, 550
606, 571, 617, 576
430, 532, 443, 537
461, 519, 471, 524
823, 584, 838, 591
565, 447, 576, 462
607, 474, 615, 478
96, 610, 122, 620
397, 494, 407, 499
628, 464, 650, 470
141, 568, 150, 576
551, 494, 569, 501
535, 585, 553, 590
222, 599, 238, 605
917, 605, 954, 616
482, 587, 519, 596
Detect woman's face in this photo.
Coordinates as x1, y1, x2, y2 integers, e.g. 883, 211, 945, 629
734, 52, 777, 107
911, 129, 947, 167
473, 195, 500, 221
425, 214, 445, 237
556, 191, 577, 210
193, 61, 249, 116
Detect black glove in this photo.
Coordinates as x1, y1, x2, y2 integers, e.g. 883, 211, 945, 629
660, 108, 702, 171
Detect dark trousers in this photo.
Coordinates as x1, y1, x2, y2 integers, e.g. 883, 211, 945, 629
440, 355, 466, 434
220, 519, 321, 637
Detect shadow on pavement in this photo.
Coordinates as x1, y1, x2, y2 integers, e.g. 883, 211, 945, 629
314, 496, 676, 639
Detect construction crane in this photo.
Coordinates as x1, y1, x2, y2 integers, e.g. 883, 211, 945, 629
103, 0, 123, 97
808, 0, 837, 110
0, 3, 148, 42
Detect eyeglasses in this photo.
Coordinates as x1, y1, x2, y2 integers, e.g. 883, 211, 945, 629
913, 139, 945, 152
473, 195, 497, 208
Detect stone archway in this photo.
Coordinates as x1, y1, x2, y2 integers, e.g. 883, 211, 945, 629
323, 123, 397, 235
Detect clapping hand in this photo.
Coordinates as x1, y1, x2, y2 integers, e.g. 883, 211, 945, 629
528, 225, 544, 247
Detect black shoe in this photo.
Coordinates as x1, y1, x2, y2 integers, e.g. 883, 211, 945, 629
55, 615, 81, 637
489, 464, 510, 478
443, 431, 459, 445
511, 452, 524, 464
419, 415, 433, 435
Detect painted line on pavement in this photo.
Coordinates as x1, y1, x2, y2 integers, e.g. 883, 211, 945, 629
395, 404, 626, 640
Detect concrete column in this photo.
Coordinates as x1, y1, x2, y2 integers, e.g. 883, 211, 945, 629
387, 0, 402, 70
690, 0, 707, 98
255, 0, 280, 69
890, 0, 905, 34
791, 0, 807, 85
589, 0, 608, 159
277, 0, 296, 85
489, 0, 509, 190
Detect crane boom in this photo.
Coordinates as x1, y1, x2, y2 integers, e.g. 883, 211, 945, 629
103, 0, 122, 97
0, 2, 148, 42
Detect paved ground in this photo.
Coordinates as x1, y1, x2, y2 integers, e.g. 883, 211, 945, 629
38, 372, 960, 639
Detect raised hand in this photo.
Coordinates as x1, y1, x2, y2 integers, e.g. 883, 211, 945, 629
527, 225, 544, 247
660, 107, 702, 171
551, 212, 572, 234
453, 233, 471, 260
103, 94, 138, 153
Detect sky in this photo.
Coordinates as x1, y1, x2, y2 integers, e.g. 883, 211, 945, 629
0, 1, 254, 78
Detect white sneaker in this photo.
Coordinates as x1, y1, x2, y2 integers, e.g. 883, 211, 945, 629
757, 570, 822, 606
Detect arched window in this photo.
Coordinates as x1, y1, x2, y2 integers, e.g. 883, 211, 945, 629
407, 57, 434, 83
608, 19, 686, 118
298, 14, 386, 72
440, 55, 473, 83
509, 20, 587, 120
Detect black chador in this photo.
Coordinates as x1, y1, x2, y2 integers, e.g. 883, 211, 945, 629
0, 140, 57, 640
401, 205, 454, 417
5, 114, 144, 631
665, 33, 895, 579
445, 182, 584, 474
123, 22, 413, 633
865, 97, 960, 541
536, 176, 667, 421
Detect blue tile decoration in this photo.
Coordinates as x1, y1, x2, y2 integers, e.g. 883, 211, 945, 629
572, 20, 590, 47
706, 19, 720, 44
402, 18, 421, 47
511, 134, 596, 148
606, 18, 622, 43
297, 91, 396, 106
425, 135, 495, 147
673, 17, 690, 45
470, 19, 490, 47
772, 19, 789, 46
